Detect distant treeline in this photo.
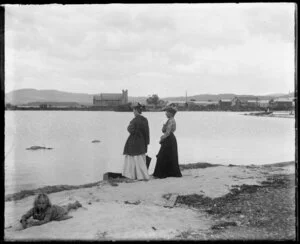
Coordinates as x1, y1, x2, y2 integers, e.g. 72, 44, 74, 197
5, 105, 294, 112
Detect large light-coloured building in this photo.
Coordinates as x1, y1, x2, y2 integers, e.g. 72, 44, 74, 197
93, 90, 128, 106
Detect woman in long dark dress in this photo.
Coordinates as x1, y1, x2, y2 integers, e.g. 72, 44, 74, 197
122, 103, 150, 180
153, 106, 182, 178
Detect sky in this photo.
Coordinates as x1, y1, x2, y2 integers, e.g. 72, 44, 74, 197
5, 3, 295, 97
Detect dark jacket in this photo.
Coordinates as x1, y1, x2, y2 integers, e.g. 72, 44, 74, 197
21, 205, 68, 222
123, 114, 150, 156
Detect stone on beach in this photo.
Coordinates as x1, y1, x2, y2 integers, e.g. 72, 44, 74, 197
103, 172, 124, 180
163, 194, 179, 208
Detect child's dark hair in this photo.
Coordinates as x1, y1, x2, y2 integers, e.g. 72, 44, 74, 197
33, 193, 52, 209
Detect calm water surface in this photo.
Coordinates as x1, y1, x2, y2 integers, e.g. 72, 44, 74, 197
5, 111, 295, 194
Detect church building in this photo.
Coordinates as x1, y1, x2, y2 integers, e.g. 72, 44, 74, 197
93, 90, 128, 106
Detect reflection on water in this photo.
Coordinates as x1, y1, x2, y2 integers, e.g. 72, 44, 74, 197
5, 111, 295, 194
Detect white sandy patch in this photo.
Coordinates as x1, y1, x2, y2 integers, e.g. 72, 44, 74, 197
5, 202, 211, 240
4, 164, 293, 241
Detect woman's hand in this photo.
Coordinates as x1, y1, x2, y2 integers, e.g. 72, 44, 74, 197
20, 219, 27, 229
26, 222, 34, 228
159, 136, 165, 144
27, 220, 39, 227
25, 219, 40, 228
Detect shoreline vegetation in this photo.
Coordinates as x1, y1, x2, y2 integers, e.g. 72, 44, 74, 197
5, 161, 294, 202
5, 107, 295, 120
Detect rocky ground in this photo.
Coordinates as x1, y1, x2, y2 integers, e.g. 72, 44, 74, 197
4, 161, 296, 241
176, 172, 296, 240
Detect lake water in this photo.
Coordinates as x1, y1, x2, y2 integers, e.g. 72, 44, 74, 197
5, 111, 295, 195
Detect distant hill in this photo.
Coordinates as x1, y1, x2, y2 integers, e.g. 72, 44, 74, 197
5, 88, 149, 105
5, 88, 294, 105
5, 89, 95, 105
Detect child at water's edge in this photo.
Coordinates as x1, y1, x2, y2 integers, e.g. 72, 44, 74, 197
20, 193, 82, 229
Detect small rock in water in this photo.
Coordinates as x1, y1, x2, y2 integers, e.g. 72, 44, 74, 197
124, 200, 141, 205
92, 140, 101, 143
26, 146, 53, 150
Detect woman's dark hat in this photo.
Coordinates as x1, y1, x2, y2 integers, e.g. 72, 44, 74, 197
132, 102, 145, 110
163, 105, 178, 115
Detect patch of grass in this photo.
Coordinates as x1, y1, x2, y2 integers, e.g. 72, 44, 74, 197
179, 162, 222, 170
5, 181, 103, 202
5, 176, 139, 202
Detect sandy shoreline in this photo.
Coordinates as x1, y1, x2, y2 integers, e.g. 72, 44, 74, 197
5, 162, 223, 202
4, 161, 296, 241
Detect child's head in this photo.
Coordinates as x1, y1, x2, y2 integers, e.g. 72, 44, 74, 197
34, 193, 51, 211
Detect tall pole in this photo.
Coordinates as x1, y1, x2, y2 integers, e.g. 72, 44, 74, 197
185, 91, 188, 110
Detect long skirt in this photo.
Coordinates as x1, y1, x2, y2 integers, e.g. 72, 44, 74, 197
153, 133, 182, 178
122, 154, 150, 180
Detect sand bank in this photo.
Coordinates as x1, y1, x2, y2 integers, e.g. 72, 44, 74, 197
4, 161, 295, 241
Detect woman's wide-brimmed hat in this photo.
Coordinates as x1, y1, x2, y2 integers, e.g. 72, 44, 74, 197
163, 105, 178, 115
131, 102, 145, 111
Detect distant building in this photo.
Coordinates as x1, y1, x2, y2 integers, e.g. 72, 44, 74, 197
218, 99, 232, 110
93, 90, 128, 106
26, 102, 81, 108
247, 99, 259, 109
270, 98, 293, 110
166, 101, 187, 109
190, 101, 219, 106
258, 100, 270, 108
17, 104, 40, 108
186, 100, 219, 111
231, 97, 259, 110
231, 97, 242, 110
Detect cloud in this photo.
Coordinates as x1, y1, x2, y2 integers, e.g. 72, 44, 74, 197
4, 3, 295, 96
242, 3, 295, 43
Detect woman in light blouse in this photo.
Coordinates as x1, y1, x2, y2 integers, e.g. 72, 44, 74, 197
152, 105, 182, 178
